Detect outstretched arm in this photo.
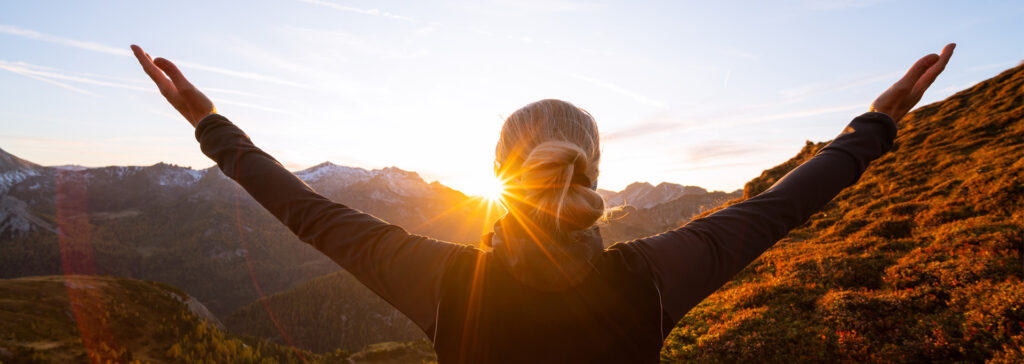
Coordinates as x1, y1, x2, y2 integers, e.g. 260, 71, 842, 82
631, 44, 955, 323
130, 45, 462, 334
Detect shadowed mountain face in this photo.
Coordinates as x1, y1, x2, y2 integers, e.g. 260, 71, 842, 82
598, 185, 742, 246
661, 64, 1024, 362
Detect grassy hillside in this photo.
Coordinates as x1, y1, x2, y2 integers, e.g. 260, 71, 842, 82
660, 64, 1024, 362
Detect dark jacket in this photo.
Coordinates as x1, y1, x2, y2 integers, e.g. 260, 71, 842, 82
195, 111, 897, 363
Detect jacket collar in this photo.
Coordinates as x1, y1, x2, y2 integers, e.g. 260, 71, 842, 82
482, 216, 604, 291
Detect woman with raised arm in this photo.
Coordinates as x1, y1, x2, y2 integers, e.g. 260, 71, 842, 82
132, 43, 954, 363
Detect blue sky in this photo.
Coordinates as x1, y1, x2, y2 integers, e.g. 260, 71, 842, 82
1, 0, 1021, 196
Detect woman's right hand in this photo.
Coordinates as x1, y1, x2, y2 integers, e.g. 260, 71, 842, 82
870, 43, 955, 123
131, 44, 216, 128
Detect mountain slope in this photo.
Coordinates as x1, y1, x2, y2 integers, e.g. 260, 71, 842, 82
661, 64, 1024, 362
0, 275, 438, 363
0, 275, 329, 363
599, 188, 742, 245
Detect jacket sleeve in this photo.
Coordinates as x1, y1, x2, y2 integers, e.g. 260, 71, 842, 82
630, 111, 897, 322
194, 114, 461, 334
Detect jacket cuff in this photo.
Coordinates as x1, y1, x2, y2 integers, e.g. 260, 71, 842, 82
194, 113, 231, 143
819, 111, 898, 185
849, 111, 897, 143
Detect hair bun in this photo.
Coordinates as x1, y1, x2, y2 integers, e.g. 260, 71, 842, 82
520, 141, 604, 233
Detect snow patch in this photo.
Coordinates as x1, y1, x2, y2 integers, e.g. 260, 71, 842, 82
53, 165, 88, 171
0, 168, 39, 193
295, 162, 371, 185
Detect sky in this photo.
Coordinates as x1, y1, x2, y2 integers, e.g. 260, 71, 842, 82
1, 0, 1021, 196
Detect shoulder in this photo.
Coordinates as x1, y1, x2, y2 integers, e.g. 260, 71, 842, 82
441, 245, 490, 279
597, 241, 657, 279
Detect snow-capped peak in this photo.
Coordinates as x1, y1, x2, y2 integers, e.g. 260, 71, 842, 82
295, 162, 372, 184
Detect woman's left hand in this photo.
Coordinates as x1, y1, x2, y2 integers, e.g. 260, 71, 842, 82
131, 44, 215, 127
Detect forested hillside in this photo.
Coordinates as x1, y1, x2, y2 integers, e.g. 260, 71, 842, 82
225, 271, 428, 353
0, 275, 336, 363
0, 275, 441, 363
661, 64, 1024, 362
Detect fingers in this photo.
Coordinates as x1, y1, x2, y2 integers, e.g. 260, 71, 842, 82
891, 53, 940, 97
131, 44, 175, 93
909, 43, 956, 99
153, 57, 195, 91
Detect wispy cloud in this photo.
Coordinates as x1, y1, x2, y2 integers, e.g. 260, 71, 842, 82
0, 61, 101, 96
779, 71, 900, 102
567, 73, 666, 108
605, 100, 869, 144
601, 111, 690, 142
0, 24, 304, 88
833, 71, 902, 92
447, 0, 603, 15
295, 0, 549, 46
602, 121, 682, 142
216, 99, 293, 115
0, 24, 130, 56
742, 103, 866, 124
683, 140, 790, 163
603, 99, 867, 144
803, 0, 884, 10
202, 87, 272, 100
668, 159, 771, 172
172, 60, 306, 88
0, 59, 152, 93
296, 0, 418, 22
0, 59, 291, 114
276, 26, 428, 60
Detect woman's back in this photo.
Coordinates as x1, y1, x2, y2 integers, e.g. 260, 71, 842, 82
187, 102, 899, 363
434, 238, 667, 364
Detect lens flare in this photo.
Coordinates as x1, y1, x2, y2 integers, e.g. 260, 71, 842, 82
483, 175, 508, 204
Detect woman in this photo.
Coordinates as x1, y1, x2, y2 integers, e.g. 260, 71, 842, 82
131, 43, 954, 363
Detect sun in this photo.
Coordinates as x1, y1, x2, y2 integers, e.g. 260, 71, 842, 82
480, 175, 508, 203
460, 173, 511, 206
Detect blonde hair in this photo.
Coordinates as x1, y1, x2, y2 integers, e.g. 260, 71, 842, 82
495, 99, 604, 234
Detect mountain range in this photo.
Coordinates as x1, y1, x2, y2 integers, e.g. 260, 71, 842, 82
0, 142, 738, 355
